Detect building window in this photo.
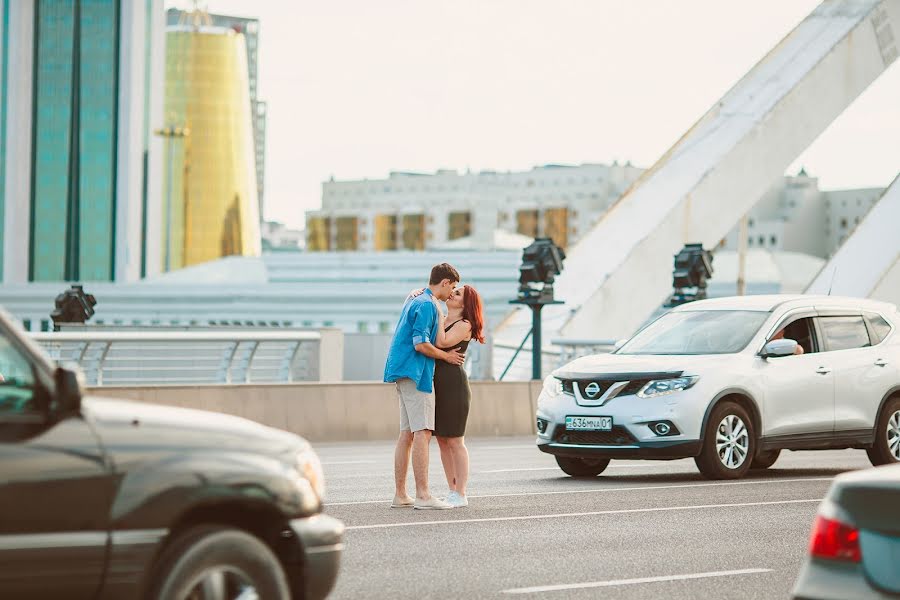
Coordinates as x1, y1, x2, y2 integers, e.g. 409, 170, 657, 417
306, 217, 331, 251
379, 321, 391, 333
335, 217, 359, 251
447, 211, 472, 240
516, 210, 539, 238
770, 235, 777, 246
840, 218, 848, 229
374, 215, 398, 250
543, 207, 569, 249
401, 214, 425, 250
758, 236, 765, 246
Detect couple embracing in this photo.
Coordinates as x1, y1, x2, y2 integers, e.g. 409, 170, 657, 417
383, 263, 485, 510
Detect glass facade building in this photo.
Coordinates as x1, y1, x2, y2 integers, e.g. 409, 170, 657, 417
29, 0, 120, 281
1, 0, 162, 283
163, 26, 261, 270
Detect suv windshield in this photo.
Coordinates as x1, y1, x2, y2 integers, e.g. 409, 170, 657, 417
618, 310, 770, 355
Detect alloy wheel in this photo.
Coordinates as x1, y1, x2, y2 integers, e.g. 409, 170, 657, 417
716, 414, 749, 469
185, 567, 259, 600
888, 410, 900, 461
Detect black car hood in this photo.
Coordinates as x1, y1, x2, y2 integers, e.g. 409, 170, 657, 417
83, 396, 307, 461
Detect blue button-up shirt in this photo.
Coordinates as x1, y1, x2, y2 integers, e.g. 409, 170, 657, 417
383, 289, 439, 393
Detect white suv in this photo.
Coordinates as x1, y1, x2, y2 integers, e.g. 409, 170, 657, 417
536, 295, 900, 479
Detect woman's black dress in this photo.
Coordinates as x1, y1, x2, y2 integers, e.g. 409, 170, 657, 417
433, 320, 471, 438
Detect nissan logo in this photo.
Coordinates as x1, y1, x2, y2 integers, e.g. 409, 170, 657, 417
584, 382, 601, 398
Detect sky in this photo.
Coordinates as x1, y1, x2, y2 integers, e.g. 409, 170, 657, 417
168, 1, 900, 230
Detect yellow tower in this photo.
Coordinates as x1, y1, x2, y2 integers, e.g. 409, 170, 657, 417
161, 13, 261, 270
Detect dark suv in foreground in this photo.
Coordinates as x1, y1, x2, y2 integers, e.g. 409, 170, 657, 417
0, 309, 343, 599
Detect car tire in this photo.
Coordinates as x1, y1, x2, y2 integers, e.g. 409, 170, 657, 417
694, 401, 756, 480
555, 456, 610, 477
866, 396, 900, 466
149, 525, 291, 600
750, 449, 781, 470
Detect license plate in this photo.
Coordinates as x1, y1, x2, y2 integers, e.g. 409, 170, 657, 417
565, 416, 612, 431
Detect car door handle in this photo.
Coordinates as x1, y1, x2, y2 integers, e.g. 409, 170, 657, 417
874, 359, 888, 367
815, 366, 832, 375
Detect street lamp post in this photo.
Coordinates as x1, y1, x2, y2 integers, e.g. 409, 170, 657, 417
154, 126, 190, 271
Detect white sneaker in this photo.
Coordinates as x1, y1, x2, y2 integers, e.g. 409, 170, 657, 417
446, 491, 468, 508
413, 496, 453, 510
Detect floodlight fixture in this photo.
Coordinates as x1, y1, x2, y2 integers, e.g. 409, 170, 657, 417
51, 285, 97, 330
517, 237, 566, 303
667, 243, 714, 307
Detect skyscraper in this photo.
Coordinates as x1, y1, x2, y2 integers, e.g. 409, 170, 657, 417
162, 14, 261, 270
0, 0, 165, 282
166, 8, 267, 222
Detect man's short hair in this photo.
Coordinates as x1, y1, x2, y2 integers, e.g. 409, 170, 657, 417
429, 263, 460, 285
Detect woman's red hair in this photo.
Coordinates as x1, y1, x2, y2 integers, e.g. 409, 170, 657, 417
462, 285, 485, 344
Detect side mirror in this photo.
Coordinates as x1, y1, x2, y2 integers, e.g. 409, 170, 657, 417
761, 338, 799, 359
54, 364, 84, 413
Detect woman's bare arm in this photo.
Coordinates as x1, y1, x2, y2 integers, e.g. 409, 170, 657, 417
438, 320, 472, 349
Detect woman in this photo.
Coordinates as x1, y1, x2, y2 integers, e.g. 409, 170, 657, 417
433, 284, 485, 508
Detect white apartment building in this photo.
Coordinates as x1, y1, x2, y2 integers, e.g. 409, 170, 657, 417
306, 163, 645, 251
307, 164, 883, 259
722, 169, 884, 258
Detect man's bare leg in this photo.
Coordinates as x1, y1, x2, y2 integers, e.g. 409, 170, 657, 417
394, 431, 414, 501
411, 429, 433, 500
436, 436, 457, 492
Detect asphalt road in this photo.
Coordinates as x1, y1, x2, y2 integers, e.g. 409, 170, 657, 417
317, 437, 873, 600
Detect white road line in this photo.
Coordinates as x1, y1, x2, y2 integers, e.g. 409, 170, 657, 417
321, 460, 379, 465
500, 568, 773, 594
480, 464, 676, 473
325, 476, 834, 506
344, 498, 822, 530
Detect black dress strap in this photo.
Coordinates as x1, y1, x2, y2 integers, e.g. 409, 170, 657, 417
445, 319, 464, 332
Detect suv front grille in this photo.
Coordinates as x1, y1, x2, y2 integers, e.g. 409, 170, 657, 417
559, 378, 653, 399
552, 426, 638, 446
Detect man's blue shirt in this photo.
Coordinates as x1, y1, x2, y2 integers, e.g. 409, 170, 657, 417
383, 289, 439, 393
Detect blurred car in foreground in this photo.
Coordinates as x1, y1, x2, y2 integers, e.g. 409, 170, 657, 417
792, 464, 900, 600
0, 308, 343, 600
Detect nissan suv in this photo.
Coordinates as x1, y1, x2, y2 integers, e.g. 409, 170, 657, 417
536, 295, 900, 479
0, 308, 343, 599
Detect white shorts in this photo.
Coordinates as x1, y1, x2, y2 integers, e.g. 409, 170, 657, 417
397, 378, 435, 432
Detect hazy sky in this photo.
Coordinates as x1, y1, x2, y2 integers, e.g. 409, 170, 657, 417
168, 1, 900, 230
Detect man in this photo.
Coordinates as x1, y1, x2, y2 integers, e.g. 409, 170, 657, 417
384, 263, 465, 510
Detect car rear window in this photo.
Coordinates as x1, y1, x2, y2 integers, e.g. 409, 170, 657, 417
865, 313, 893, 344
819, 316, 871, 351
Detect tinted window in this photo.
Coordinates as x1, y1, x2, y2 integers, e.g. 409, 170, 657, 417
865, 313, 893, 344
618, 310, 769, 355
0, 332, 38, 415
819, 316, 871, 351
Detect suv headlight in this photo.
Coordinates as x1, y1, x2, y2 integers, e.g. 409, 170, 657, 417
296, 447, 325, 501
637, 376, 699, 398
542, 375, 563, 396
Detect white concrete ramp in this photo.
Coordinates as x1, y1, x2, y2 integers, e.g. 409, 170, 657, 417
806, 174, 900, 303
497, 0, 900, 363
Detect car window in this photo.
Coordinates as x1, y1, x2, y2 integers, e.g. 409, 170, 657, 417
0, 331, 39, 415
864, 313, 893, 344
768, 316, 817, 354
617, 310, 770, 355
819, 316, 871, 352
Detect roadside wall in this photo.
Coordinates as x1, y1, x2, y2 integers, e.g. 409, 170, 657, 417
87, 381, 543, 443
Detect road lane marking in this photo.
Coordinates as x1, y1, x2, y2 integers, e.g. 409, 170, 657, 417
325, 476, 835, 506
500, 568, 773, 594
344, 498, 822, 530
480, 464, 676, 473
321, 460, 379, 465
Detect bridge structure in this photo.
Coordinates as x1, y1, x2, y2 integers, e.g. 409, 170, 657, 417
496, 0, 900, 377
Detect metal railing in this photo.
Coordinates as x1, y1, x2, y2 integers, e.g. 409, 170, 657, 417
31, 331, 325, 386
552, 338, 619, 366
